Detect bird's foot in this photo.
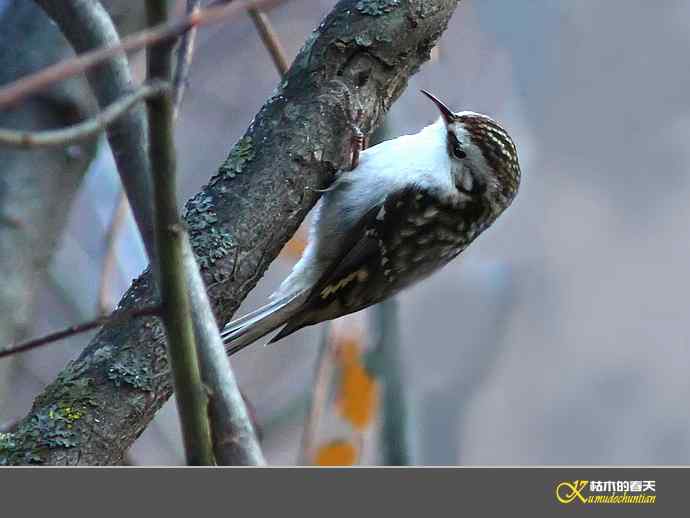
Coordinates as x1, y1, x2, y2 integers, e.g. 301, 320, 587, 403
349, 108, 366, 170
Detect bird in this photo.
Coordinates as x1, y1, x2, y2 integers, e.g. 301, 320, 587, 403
222, 90, 521, 355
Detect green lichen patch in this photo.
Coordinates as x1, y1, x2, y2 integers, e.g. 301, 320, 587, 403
356, 0, 400, 16
184, 192, 235, 271
1, 373, 97, 465
355, 34, 374, 47
107, 356, 154, 391
184, 192, 219, 232
218, 136, 255, 178
193, 227, 234, 269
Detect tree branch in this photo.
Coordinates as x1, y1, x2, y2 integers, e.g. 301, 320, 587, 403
2, 0, 256, 110
1, 0, 461, 465
0, 81, 168, 148
145, 0, 215, 466
172, 0, 202, 118
34, 0, 158, 258
182, 240, 265, 465
0, 305, 161, 360
366, 120, 410, 465
248, 6, 289, 76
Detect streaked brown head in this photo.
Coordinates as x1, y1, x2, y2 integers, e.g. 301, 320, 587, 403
420, 89, 521, 205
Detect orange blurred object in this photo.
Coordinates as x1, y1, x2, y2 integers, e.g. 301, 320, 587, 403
336, 336, 378, 431
314, 440, 358, 466
279, 223, 308, 260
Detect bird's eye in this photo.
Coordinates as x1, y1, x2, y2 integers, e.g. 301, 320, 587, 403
452, 141, 466, 159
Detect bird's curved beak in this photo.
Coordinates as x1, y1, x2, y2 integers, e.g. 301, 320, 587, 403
420, 89, 454, 126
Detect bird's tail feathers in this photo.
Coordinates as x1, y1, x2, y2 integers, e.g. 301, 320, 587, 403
222, 289, 310, 356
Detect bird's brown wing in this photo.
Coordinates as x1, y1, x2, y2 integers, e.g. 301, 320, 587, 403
270, 185, 433, 341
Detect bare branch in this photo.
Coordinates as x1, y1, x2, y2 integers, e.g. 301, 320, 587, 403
0, 81, 168, 148
248, 6, 289, 76
94, 0, 269, 466
35, 0, 157, 258
172, 0, 202, 118
146, 0, 214, 466
0, 305, 160, 360
182, 240, 265, 465
1, 0, 256, 111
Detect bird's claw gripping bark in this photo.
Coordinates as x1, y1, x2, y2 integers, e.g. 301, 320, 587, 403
349, 108, 366, 170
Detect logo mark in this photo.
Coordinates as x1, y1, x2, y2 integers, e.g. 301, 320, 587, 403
556, 480, 588, 504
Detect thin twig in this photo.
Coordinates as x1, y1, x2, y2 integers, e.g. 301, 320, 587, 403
147, 0, 214, 466
0, 0, 258, 110
247, 6, 289, 76
182, 240, 265, 465
0, 305, 160, 360
172, 0, 201, 118
0, 81, 168, 148
97, 192, 130, 315
298, 322, 335, 465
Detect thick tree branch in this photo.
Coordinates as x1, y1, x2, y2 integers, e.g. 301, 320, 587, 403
0, 82, 168, 148
1, 0, 461, 465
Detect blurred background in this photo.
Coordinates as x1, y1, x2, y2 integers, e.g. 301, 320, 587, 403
3, 0, 690, 465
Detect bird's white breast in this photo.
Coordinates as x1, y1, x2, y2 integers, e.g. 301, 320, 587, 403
273, 118, 453, 299
335, 118, 454, 223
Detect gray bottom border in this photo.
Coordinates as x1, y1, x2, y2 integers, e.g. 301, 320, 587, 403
0, 467, 684, 515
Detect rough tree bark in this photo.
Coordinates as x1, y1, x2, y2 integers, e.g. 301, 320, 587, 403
0, 0, 461, 465
0, 1, 146, 428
